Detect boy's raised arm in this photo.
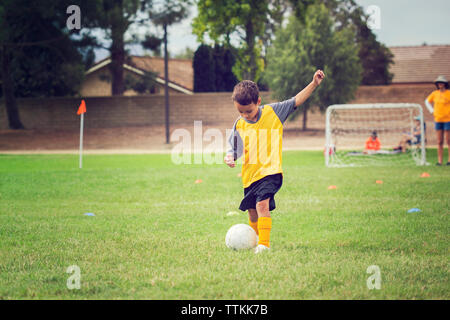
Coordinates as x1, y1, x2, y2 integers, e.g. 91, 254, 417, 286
294, 70, 325, 107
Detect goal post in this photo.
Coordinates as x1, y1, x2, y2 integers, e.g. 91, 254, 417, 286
325, 103, 427, 167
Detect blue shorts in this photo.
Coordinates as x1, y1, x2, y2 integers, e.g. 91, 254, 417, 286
407, 135, 421, 145
435, 122, 450, 131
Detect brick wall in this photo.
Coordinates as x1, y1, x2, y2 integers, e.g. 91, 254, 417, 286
0, 92, 273, 130
0, 85, 437, 130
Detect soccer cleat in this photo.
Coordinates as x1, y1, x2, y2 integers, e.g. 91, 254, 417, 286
254, 244, 270, 254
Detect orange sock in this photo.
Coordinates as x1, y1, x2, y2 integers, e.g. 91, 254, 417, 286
257, 217, 272, 247
249, 219, 258, 235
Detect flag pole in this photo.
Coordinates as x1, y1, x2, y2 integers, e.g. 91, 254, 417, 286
79, 112, 84, 169
77, 100, 86, 169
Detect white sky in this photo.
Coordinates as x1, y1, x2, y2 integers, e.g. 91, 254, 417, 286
355, 0, 450, 46
95, 0, 450, 62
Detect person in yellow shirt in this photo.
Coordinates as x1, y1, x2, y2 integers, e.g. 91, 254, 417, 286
224, 70, 325, 253
425, 75, 450, 166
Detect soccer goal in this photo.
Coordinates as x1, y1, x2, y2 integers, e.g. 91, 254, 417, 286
325, 103, 427, 167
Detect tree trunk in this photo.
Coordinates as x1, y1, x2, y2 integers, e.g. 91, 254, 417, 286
110, 1, 125, 96
1, 46, 24, 129
163, 23, 170, 144
245, 20, 256, 80
302, 106, 308, 131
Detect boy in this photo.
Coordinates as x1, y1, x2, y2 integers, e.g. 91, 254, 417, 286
364, 131, 381, 154
224, 70, 325, 253
394, 116, 425, 153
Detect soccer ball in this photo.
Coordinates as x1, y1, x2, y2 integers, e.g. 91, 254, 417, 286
225, 224, 258, 250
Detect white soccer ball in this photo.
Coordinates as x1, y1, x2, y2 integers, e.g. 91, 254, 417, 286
225, 224, 258, 250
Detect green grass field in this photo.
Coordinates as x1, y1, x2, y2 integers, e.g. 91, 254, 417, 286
0, 151, 448, 299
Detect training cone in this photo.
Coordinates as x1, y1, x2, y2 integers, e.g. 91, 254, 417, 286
237, 172, 242, 177
420, 172, 430, 178
195, 179, 203, 184
328, 185, 337, 190
376, 180, 383, 184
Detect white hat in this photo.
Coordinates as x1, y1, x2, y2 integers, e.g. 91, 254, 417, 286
434, 75, 448, 84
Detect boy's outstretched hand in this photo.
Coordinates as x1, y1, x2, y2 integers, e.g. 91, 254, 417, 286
313, 70, 325, 86
224, 154, 236, 168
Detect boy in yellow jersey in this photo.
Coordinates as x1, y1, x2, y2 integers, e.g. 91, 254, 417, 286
425, 75, 450, 166
224, 70, 325, 253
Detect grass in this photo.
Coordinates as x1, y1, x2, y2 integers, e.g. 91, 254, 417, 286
0, 150, 449, 299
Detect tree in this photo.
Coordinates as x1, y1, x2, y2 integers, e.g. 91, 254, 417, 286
192, 0, 269, 82
0, 0, 91, 129
213, 45, 238, 92
193, 44, 216, 92
193, 44, 238, 93
321, 0, 393, 85
355, 17, 394, 85
86, 0, 150, 95
265, 4, 362, 130
1, 46, 23, 129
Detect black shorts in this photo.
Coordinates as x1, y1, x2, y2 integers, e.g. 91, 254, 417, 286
239, 173, 283, 212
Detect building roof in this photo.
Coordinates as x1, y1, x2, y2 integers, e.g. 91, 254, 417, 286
85, 56, 193, 94
389, 45, 450, 84
130, 56, 193, 91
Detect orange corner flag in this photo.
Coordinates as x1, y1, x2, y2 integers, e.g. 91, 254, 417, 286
77, 100, 86, 115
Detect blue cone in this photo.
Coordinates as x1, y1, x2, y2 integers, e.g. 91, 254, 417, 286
407, 208, 421, 213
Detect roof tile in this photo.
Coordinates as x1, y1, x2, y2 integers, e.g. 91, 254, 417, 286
130, 56, 193, 90
389, 45, 450, 83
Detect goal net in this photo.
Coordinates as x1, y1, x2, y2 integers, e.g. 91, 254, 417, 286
325, 103, 427, 167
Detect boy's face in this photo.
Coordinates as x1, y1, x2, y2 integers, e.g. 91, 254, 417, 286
234, 97, 261, 122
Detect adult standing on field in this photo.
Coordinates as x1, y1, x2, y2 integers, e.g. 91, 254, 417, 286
425, 75, 450, 166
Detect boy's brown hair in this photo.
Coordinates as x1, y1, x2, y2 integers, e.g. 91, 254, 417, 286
232, 80, 259, 105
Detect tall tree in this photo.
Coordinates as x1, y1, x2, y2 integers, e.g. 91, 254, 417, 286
87, 0, 149, 95
192, 0, 269, 82
265, 4, 362, 130
193, 44, 216, 92
321, 0, 394, 85
354, 15, 394, 85
193, 44, 238, 93
0, 0, 91, 129
1, 46, 23, 129
213, 45, 238, 92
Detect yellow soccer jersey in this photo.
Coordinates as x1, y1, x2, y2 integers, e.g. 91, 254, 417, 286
228, 98, 296, 188
427, 89, 450, 122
